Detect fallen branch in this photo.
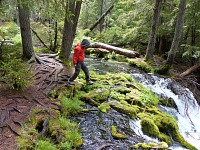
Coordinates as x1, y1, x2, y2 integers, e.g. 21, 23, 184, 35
179, 63, 200, 77
7, 122, 20, 136
31, 28, 49, 49
90, 5, 114, 31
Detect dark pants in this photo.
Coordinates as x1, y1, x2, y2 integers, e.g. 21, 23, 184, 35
69, 62, 90, 82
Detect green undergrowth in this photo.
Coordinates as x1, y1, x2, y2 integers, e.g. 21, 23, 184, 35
0, 45, 33, 90
17, 89, 85, 149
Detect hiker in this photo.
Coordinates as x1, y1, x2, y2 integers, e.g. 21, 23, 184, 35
68, 39, 93, 85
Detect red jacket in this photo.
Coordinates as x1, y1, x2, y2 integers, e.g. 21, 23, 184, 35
73, 43, 85, 65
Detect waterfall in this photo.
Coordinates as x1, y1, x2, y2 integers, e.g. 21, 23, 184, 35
131, 73, 200, 149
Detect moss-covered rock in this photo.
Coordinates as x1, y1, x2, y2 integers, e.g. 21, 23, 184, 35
110, 125, 128, 139
83, 88, 110, 102
48, 117, 83, 148
109, 100, 139, 119
128, 58, 153, 73
140, 118, 160, 137
134, 142, 168, 149
98, 102, 111, 113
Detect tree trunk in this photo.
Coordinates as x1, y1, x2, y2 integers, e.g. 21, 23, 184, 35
166, 0, 186, 64
145, 0, 162, 60
60, 0, 82, 60
91, 42, 140, 58
0, 40, 5, 60
89, 4, 114, 31
52, 21, 58, 52
179, 63, 200, 77
99, 0, 104, 32
18, 0, 34, 59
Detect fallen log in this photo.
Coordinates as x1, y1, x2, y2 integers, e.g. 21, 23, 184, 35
90, 42, 140, 58
179, 63, 200, 77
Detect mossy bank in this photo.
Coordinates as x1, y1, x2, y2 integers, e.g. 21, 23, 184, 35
17, 70, 197, 150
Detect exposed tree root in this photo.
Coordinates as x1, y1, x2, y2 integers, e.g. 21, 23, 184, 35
30, 53, 67, 95
39, 117, 49, 136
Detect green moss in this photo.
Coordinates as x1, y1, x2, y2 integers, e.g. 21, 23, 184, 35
98, 102, 111, 113
89, 88, 110, 102
17, 127, 38, 150
110, 125, 128, 139
128, 58, 153, 72
109, 100, 139, 119
110, 91, 126, 101
172, 130, 197, 150
138, 111, 197, 149
49, 116, 83, 149
154, 64, 171, 75
115, 86, 131, 94
140, 118, 160, 136
37, 139, 57, 150
134, 142, 168, 149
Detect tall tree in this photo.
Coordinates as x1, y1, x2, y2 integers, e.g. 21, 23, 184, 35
17, 0, 34, 59
166, 0, 187, 64
60, 0, 82, 60
145, 0, 162, 60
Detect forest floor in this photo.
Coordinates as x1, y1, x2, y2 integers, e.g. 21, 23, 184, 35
0, 54, 73, 150
0, 54, 199, 150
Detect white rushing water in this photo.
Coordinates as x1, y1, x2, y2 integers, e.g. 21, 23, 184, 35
131, 73, 200, 150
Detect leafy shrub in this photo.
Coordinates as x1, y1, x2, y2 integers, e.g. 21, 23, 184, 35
0, 22, 20, 40
12, 34, 22, 46
182, 44, 200, 61
0, 58, 33, 90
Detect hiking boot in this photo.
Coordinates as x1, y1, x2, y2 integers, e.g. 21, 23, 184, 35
86, 80, 93, 85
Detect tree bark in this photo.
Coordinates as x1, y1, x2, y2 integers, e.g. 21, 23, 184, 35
89, 4, 114, 31
145, 0, 162, 60
99, 0, 104, 32
18, 0, 34, 59
166, 0, 186, 64
60, 0, 82, 60
179, 63, 200, 77
91, 42, 140, 58
0, 39, 5, 60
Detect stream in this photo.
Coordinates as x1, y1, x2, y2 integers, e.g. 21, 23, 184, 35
72, 56, 200, 150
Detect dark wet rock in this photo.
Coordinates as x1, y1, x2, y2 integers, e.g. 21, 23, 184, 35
71, 104, 144, 150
